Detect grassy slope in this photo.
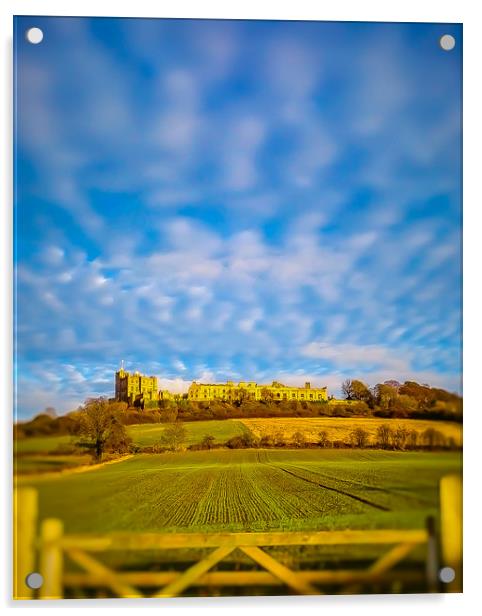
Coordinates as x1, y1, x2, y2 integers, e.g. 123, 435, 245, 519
15, 419, 249, 455
15, 417, 462, 456
22, 449, 461, 535
127, 419, 249, 447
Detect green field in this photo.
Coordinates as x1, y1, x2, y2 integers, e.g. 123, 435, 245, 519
127, 419, 249, 447
15, 419, 247, 456
21, 449, 461, 535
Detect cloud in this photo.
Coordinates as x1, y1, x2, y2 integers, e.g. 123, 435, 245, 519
301, 342, 412, 373
14, 18, 462, 417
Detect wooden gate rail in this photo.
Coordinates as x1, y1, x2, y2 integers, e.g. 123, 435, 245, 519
13, 473, 462, 599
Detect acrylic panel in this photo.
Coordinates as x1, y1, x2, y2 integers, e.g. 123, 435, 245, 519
13, 16, 462, 599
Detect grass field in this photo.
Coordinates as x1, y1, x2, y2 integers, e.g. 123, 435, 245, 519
240, 417, 462, 446
127, 419, 249, 447
15, 417, 462, 458
21, 449, 461, 535
14, 419, 248, 456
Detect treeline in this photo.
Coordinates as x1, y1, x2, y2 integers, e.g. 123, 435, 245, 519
341, 379, 462, 421
141, 424, 459, 454
15, 378, 462, 440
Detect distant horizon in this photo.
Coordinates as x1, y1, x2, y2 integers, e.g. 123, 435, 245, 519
18, 366, 461, 420
15, 17, 462, 419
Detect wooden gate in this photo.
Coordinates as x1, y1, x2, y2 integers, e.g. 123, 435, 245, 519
14, 474, 462, 599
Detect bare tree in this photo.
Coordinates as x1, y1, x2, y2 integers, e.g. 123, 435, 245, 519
318, 431, 330, 448
350, 428, 369, 448
392, 425, 409, 450
341, 379, 354, 400
376, 424, 393, 449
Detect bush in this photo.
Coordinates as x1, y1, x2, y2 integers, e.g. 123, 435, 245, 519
200, 434, 216, 450
49, 443, 82, 456
225, 434, 257, 449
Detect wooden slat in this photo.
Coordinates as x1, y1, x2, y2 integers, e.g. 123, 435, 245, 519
152, 545, 236, 598
64, 569, 424, 588
440, 474, 462, 592
14, 488, 38, 600
60, 529, 428, 551
240, 546, 319, 595
66, 548, 143, 599
368, 542, 418, 576
39, 519, 63, 599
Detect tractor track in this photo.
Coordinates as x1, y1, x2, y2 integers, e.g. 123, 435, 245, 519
273, 465, 391, 512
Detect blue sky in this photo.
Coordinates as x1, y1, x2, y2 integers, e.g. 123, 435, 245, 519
14, 17, 462, 418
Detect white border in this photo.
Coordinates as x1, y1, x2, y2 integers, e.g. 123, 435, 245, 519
2, 1, 480, 614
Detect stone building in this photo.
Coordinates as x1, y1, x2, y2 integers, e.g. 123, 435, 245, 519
187, 380, 328, 403
115, 364, 158, 405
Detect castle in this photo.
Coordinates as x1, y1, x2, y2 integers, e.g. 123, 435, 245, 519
115, 364, 158, 405
188, 380, 328, 402
115, 366, 328, 405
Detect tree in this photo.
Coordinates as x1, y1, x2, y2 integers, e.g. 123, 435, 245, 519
407, 430, 419, 450
350, 427, 369, 448
392, 425, 409, 450
318, 431, 330, 448
341, 379, 354, 400
292, 431, 307, 448
376, 424, 393, 449
350, 380, 374, 406
235, 387, 249, 405
421, 428, 446, 449
374, 383, 398, 409
160, 421, 187, 452
260, 387, 274, 403
77, 397, 131, 461
273, 431, 286, 447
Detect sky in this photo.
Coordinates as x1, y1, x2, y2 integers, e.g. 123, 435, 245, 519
14, 17, 462, 418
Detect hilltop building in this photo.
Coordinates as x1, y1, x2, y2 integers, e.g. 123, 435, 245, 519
188, 380, 328, 403
115, 363, 158, 406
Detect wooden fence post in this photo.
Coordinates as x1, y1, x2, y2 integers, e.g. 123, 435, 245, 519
13, 488, 38, 599
425, 515, 439, 592
39, 518, 64, 599
440, 474, 462, 592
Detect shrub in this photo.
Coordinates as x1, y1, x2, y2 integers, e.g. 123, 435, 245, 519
49, 443, 82, 456
200, 434, 216, 450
